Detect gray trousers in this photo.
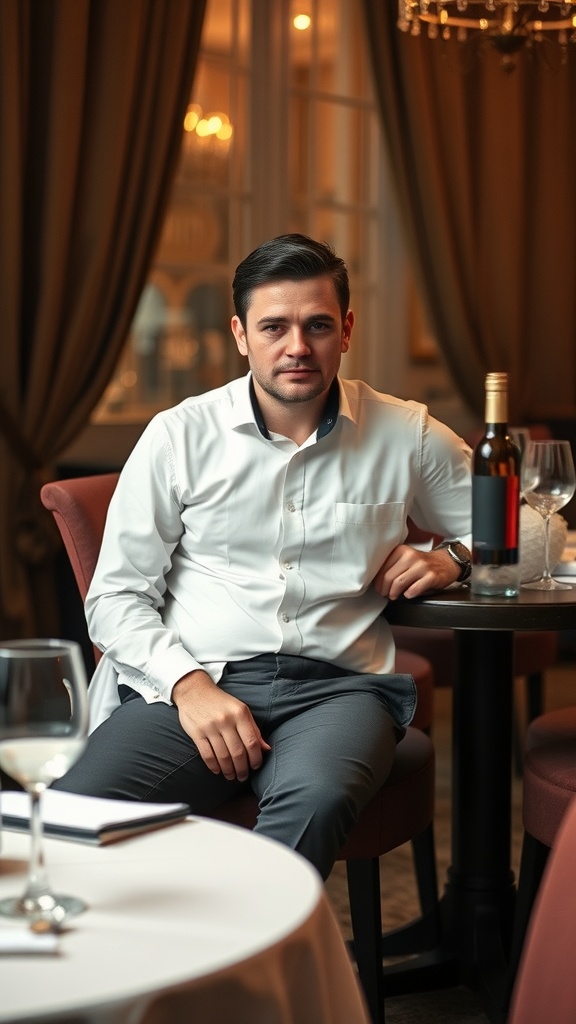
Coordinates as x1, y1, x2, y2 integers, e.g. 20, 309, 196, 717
54, 654, 403, 879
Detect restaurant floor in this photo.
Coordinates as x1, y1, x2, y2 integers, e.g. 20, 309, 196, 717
324, 654, 576, 1023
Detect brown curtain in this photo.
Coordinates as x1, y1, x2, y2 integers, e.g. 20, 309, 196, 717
362, 1, 576, 424
0, 0, 206, 640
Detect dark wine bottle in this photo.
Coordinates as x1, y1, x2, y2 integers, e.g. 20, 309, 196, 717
470, 372, 521, 597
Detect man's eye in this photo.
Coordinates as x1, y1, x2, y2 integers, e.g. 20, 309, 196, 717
309, 321, 330, 332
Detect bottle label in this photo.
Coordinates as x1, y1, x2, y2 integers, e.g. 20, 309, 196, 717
472, 475, 519, 552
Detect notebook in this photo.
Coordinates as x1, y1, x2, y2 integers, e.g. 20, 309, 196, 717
0, 789, 191, 845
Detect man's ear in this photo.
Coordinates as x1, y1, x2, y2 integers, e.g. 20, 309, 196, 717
341, 310, 354, 354
231, 315, 248, 356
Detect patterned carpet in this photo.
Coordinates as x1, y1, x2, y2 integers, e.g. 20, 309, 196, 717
324, 660, 576, 1023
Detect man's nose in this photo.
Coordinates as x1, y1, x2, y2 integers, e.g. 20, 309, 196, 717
285, 328, 311, 356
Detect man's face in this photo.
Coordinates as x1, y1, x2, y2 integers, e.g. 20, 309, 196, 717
231, 275, 353, 407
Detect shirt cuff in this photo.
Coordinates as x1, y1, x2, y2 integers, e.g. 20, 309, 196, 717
146, 645, 206, 701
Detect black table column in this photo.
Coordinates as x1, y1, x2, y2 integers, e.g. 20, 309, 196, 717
445, 629, 515, 1010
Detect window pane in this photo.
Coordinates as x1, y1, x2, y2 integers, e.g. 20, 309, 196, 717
315, 101, 365, 207
203, 0, 234, 53
315, 0, 369, 99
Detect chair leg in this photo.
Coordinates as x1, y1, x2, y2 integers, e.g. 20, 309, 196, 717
346, 858, 385, 1024
513, 672, 545, 777
526, 671, 544, 722
411, 823, 439, 917
512, 707, 525, 778
507, 831, 550, 1004
380, 823, 441, 957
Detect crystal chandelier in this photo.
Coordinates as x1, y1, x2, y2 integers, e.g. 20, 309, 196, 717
398, 2, 576, 67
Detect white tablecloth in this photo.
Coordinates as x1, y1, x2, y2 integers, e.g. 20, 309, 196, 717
0, 817, 369, 1024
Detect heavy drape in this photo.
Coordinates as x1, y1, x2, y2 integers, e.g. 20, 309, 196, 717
0, 0, 206, 639
363, 1, 576, 424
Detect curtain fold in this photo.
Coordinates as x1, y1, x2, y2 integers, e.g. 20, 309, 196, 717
0, 0, 206, 639
363, 1, 576, 424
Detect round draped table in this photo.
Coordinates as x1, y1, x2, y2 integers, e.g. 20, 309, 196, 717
0, 817, 369, 1024
385, 586, 576, 1022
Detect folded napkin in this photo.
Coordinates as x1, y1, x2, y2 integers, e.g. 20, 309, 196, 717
0, 928, 58, 954
519, 505, 568, 583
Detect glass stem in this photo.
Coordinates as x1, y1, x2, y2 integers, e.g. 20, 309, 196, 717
542, 514, 552, 581
22, 789, 52, 911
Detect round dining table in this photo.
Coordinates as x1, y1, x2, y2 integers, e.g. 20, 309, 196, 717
0, 816, 369, 1024
385, 585, 576, 1023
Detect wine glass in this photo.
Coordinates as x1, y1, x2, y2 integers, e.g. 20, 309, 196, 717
0, 638, 89, 922
521, 440, 576, 591
509, 427, 530, 462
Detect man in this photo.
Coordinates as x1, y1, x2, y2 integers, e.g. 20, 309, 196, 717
54, 234, 471, 880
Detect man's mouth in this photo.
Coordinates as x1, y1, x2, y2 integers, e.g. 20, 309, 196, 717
277, 366, 317, 375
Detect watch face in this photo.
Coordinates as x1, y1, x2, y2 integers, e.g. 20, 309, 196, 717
450, 542, 470, 564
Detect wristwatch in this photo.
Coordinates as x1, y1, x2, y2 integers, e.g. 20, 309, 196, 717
434, 540, 472, 583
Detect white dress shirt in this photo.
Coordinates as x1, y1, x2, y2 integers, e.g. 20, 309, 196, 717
86, 373, 471, 730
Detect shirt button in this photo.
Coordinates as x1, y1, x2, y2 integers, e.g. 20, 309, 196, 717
286, 501, 296, 512
283, 561, 292, 570
282, 613, 290, 623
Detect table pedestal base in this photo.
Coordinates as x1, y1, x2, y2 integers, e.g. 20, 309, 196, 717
377, 628, 517, 1024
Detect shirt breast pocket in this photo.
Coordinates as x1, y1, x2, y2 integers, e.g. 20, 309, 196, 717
331, 502, 405, 590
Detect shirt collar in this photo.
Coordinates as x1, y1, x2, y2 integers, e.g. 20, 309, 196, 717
336, 377, 355, 425
248, 375, 340, 441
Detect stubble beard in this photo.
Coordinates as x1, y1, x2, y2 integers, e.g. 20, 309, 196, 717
258, 370, 329, 405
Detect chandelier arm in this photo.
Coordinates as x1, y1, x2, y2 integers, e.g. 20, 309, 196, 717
401, 1, 576, 24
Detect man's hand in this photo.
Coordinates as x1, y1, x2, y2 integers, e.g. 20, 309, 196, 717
172, 670, 271, 782
373, 544, 463, 601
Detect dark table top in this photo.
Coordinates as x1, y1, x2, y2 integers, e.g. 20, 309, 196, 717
384, 585, 576, 632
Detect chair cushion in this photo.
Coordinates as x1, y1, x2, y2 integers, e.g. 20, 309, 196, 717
526, 706, 576, 752
523, 739, 576, 847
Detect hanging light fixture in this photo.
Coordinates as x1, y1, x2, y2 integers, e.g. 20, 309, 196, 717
398, 2, 576, 68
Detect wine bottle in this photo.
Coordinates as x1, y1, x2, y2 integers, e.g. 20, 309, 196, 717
470, 372, 521, 597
